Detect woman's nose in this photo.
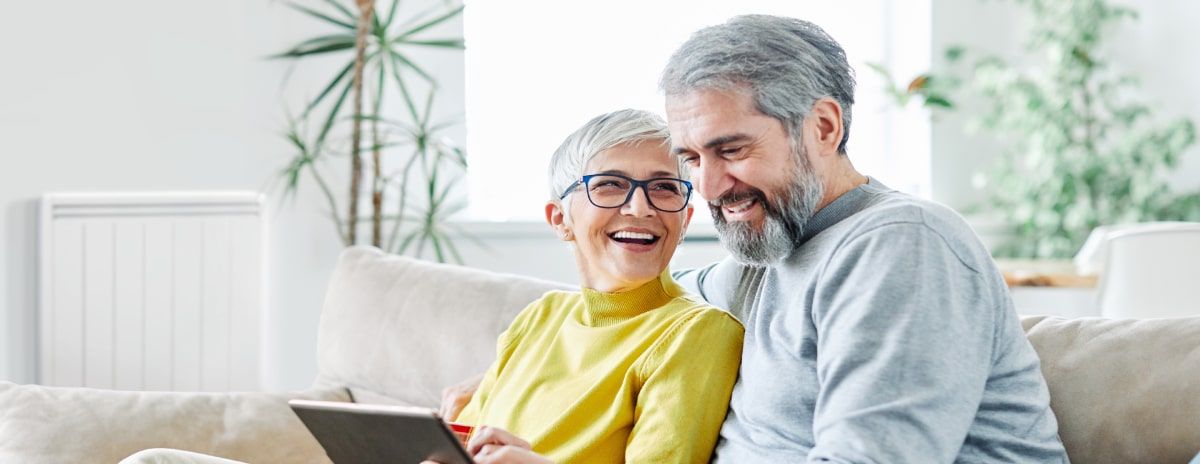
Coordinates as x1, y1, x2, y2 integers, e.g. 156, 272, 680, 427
621, 187, 657, 217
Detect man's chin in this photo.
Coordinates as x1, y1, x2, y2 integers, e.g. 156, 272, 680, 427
715, 214, 797, 266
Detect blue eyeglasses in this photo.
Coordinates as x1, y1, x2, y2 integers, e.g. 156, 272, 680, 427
559, 173, 693, 212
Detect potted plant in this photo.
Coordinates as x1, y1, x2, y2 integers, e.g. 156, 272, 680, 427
273, 0, 473, 262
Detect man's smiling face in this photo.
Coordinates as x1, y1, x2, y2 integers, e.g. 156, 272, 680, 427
666, 87, 825, 265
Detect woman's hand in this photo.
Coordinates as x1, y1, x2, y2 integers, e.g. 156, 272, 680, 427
468, 426, 553, 464
439, 373, 483, 421
474, 445, 553, 464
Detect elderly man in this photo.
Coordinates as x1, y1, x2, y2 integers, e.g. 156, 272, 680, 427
659, 14, 1068, 463
434, 14, 1069, 464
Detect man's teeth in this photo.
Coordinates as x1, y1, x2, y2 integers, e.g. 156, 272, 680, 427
725, 199, 756, 213
613, 231, 656, 241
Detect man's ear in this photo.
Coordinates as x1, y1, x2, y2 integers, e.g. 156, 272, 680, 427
545, 200, 573, 241
806, 97, 845, 157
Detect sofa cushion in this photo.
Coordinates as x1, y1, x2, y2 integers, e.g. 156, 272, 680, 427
0, 382, 350, 464
1021, 315, 1200, 464
314, 246, 571, 408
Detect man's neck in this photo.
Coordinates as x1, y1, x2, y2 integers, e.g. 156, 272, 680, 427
816, 160, 868, 212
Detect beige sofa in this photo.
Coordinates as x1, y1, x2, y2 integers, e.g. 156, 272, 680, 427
2, 246, 1197, 463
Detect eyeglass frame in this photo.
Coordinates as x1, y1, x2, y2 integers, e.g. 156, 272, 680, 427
558, 173, 694, 213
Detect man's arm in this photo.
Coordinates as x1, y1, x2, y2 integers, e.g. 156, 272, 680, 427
807, 222, 997, 463
671, 256, 742, 311
440, 373, 483, 421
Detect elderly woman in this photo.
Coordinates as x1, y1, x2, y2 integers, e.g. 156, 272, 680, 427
451, 109, 743, 464
121, 110, 742, 464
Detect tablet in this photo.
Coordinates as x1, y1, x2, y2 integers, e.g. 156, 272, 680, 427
289, 399, 474, 464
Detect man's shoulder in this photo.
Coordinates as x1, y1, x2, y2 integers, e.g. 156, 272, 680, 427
824, 189, 992, 272
851, 189, 970, 233
645, 294, 744, 331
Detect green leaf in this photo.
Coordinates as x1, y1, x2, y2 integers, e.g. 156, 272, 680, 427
395, 5, 465, 41
432, 176, 457, 210
316, 78, 354, 145
304, 61, 355, 117
371, 12, 385, 37
382, 0, 402, 27
944, 46, 965, 62
413, 228, 430, 259
359, 140, 411, 152
429, 232, 447, 262
396, 228, 421, 254
441, 230, 465, 264
320, 0, 356, 21
420, 88, 436, 128
396, 38, 465, 49
390, 50, 436, 84
286, 1, 355, 29
387, 51, 423, 122
923, 95, 954, 109
272, 33, 356, 58
272, 37, 357, 58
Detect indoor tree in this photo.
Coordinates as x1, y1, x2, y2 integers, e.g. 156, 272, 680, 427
956, 0, 1198, 258
273, 0, 472, 262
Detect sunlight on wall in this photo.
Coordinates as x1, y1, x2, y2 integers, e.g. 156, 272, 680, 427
464, 0, 930, 221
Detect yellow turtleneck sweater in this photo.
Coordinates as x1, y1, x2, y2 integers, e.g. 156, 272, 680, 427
455, 271, 744, 463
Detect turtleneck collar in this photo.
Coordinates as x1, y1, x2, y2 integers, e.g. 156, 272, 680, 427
579, 270, 683, 327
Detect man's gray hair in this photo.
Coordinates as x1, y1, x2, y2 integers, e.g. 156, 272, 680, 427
659, 14, 856, 153
547, 109, 684, 200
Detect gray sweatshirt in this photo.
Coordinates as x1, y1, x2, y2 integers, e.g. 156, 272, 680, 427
674, 179, 1068, 463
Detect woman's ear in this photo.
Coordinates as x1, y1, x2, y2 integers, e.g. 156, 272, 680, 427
545, 200, 573, 241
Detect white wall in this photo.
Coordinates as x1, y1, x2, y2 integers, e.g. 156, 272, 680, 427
930, 0, 1200, 211
0, 0, 464, 390
6, 1, 1196, 390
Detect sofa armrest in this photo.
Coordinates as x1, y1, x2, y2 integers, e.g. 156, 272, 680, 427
0, 381, 350, 464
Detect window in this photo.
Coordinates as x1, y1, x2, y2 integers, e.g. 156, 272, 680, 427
464, 0, 931, 221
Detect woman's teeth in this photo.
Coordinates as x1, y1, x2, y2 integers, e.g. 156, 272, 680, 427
610, 230, 658, 244
613, 231, 654, 240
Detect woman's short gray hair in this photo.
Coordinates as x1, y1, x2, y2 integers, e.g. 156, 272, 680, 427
659, 14, 856, 154
547, 109, 683, 200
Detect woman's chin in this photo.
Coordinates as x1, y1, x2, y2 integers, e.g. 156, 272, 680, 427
608, 263, 665, 285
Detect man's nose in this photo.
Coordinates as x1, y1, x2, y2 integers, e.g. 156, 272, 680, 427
695, 159, 732, 202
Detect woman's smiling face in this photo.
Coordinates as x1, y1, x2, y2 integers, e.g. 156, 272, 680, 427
547, 141, 694, 292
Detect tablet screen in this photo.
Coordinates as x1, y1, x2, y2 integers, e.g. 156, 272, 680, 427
289, 399, 474, 464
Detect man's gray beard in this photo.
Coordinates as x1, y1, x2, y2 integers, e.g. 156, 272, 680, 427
713, 150, 825, 267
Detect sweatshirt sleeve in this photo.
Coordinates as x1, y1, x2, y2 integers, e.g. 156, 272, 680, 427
625, 309, 745, 464
807, 221, 997, 464
454, 297, 544, 425
671, 257, 744, 312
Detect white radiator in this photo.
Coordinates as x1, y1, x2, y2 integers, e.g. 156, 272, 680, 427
39, 192, 265, 391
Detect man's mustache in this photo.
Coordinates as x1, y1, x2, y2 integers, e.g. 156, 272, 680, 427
708, 187, 770, 212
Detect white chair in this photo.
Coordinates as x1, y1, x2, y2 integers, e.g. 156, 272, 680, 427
1098, 223, 1200, 318
1074, 221, 1195, 275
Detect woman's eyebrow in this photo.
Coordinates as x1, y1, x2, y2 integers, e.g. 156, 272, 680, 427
594, 169, 679, 178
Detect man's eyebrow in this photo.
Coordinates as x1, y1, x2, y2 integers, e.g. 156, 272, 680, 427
671, 133, 753, 155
